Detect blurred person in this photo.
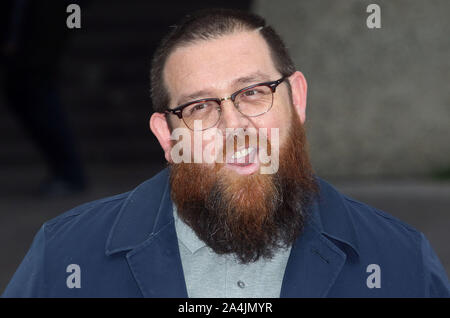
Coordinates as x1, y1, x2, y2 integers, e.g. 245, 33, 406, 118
0, 0, 86, 196
2, 9, 449, 297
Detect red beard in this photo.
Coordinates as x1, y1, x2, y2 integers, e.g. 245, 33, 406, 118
169, 112, 318, 264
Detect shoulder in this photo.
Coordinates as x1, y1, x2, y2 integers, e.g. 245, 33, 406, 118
315, 178, 424, 274
316, 178, 450, 296
318, 179, 450, 297
317, 178, 422, 247
42, 169, 170, 240
43, 192, 129, 238
342, 193, 450, 296
343, 193, 423, 246
2, 169, 171, 297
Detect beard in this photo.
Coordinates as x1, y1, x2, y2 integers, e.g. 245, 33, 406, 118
169, 112, 319, 264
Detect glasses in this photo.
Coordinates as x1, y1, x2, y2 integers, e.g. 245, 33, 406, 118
165, 76, 287, 131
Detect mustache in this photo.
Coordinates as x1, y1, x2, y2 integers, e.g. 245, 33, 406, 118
170, 126, 279, 173
219, 128, 271, 159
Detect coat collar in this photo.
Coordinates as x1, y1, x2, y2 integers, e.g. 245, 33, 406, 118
105, 168, 174, 255
279, 179, 360, 297
105, 168, 361, 297
106, 168, 188, 297
309, 178, 360, 259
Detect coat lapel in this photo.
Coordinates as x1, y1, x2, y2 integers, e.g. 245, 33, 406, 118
105, 169, 188, 297
280, 212, 347, 297
280, 178, 360, 297
126, 221, 188, 297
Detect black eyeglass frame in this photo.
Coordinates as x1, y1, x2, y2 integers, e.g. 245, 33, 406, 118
164, 76, 288, 128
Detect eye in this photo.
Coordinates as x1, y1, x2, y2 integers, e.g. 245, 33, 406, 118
243, 89, 261, 97
193, 103, 207, 111
193, 103, 210, 111
240, 86, 271, 99
186, 101, 213, 116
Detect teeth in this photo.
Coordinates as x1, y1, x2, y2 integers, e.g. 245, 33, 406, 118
232, 147, 253, 159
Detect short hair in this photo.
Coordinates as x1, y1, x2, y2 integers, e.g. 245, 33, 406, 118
150, 8, 296, 114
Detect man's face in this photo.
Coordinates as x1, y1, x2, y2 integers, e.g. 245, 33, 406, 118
163, 30, 298, 171
151, 30, 317, 263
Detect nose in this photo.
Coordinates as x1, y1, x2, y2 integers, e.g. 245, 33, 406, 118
217, 98, 249, 131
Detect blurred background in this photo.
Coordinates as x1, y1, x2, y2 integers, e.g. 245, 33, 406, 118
0, 0, 449, 293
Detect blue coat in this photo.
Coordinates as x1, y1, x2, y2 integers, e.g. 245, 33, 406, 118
2, 169, 450, 297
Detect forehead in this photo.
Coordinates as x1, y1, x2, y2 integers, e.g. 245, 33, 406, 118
164, 30, 279, 104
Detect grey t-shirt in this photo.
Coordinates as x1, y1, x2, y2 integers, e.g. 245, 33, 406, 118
173, 205, 292, 298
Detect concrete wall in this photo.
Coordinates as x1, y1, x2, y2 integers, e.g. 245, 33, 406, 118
253, 0, 450, 178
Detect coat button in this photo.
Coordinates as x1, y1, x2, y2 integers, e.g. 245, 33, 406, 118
237, 280, 245, 288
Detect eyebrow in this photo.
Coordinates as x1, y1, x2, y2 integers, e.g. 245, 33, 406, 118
174, 71, 272, 106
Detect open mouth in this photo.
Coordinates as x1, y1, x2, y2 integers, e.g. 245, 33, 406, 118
225, 146, 260, 174
231, 147, 255, 161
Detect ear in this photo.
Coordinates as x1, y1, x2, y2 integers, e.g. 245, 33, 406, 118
288, 71, 308, 124
149, 112, 173, 162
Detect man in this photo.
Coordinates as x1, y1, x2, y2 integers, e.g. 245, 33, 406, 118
3, 9, 449, 297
